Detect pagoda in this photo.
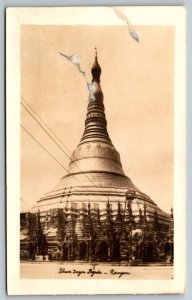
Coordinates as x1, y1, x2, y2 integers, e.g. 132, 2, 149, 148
21, 51, 171, 262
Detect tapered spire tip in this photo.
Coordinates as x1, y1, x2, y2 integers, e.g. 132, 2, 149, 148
91, 48, 101, 82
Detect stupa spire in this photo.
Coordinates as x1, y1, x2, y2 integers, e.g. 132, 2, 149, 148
79, 50, 112, 145
68, 50, 127, 176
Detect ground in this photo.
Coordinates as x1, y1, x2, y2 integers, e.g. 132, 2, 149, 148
20, 261, 173, 280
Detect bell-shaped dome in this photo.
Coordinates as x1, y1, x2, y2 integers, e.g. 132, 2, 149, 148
37, 51, 141, 209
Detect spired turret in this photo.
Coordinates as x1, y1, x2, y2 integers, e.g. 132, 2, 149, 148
32, 51, 171, 260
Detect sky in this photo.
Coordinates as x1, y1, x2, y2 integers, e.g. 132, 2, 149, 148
21, 25, 174, 213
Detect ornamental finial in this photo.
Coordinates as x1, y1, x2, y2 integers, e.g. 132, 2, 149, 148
91, 48, 101, 82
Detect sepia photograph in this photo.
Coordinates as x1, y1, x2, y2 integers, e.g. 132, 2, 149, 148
6, 6, 186, 295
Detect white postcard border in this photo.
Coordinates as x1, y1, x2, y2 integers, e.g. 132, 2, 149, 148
6, 6, 186, 295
